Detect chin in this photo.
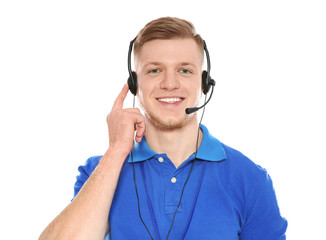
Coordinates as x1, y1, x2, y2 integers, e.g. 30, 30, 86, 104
146, 111, 192, 131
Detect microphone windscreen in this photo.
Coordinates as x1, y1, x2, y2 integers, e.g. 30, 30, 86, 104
185, 107, 198, 114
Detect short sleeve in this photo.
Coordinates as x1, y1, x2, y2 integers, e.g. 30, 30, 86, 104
240, 169, 288, 240
73, 156, 102, 199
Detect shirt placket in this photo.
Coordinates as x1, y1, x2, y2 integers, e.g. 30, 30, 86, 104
156, 154, 193, 215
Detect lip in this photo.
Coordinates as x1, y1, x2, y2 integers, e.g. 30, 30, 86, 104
156, 97, 185, 107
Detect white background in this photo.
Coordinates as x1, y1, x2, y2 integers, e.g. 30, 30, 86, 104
0, 0, 325, 239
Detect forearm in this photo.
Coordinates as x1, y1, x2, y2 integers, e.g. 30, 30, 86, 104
39, 149, 126, 240
39, 84, 145, 240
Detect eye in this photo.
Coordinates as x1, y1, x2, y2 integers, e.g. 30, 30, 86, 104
179, 69, 191, 74
148, 69, 160, 74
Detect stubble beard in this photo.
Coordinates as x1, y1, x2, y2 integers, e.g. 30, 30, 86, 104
144, 109, 194, 131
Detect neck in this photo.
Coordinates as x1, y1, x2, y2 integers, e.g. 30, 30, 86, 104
145, 117, 202, 168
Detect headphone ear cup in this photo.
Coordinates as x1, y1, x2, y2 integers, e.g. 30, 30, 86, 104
202, 71, 211, 95
127, 71, 137, 95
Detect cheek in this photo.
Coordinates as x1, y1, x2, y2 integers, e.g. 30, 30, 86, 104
195, 89, 203, 103
191, 82, 203, 104
197, 89, 203, 98
191, 81, 202, 95
137, 78, 153, 103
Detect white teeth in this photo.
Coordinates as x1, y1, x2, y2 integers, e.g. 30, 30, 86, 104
158, 98, 182, 103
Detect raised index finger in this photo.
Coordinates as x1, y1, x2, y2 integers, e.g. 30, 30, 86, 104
112, 84, 129, 110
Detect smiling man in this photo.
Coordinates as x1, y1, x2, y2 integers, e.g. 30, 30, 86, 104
135, 38, 205, 168
136, 38, 202, 131
39, 17, 287, 240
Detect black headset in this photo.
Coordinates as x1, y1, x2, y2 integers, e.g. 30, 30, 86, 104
127, 38, 215, 97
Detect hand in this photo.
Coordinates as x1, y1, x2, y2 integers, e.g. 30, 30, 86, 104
106, 84, 146, 155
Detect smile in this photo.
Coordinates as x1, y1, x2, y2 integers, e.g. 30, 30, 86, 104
157, 97, 183, 103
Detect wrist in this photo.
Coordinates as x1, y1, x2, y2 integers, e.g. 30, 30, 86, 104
98, 148, 129, 171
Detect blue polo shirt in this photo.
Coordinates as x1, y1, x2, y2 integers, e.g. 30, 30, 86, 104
74, 125, 287, 239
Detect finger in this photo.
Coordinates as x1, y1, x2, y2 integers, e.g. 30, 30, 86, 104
112, 84, 129, 110
123, 108, 142, 114
135, 120, 146, 143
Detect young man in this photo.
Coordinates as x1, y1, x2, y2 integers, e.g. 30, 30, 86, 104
39, 17, 287, 240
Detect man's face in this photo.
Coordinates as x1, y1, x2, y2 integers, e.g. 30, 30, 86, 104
135, 38, 203, 130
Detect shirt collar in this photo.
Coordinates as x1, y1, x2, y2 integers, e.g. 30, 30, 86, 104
128, 124, 227, 163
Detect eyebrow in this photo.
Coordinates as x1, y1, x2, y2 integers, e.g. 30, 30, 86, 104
143, 62, 161, 67
179, 62, 197, 68
143, 62, 197, 67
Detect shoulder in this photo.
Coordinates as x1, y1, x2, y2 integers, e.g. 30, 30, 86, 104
222, 144, 288, 238
221, 143, 269, 180
218, 144, 287, 237
73, 155, 103, 198
201, 124, 270, 184
208, 141, 274, 201
77, 155, 103, 177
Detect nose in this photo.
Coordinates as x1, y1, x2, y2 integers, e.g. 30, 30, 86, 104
160, 70, 180, 90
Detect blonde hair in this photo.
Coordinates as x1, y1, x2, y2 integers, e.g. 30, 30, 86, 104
134, 17, 203, 55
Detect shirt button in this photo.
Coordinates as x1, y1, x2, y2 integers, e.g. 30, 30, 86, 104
171, 177, 177, 183
158, 157, 164, 163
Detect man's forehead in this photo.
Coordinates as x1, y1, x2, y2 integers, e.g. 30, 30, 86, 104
134, 39, 204, 67
141, 61, 199, 68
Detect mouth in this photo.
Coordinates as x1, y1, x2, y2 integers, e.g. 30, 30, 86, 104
156, 97, 184, 104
